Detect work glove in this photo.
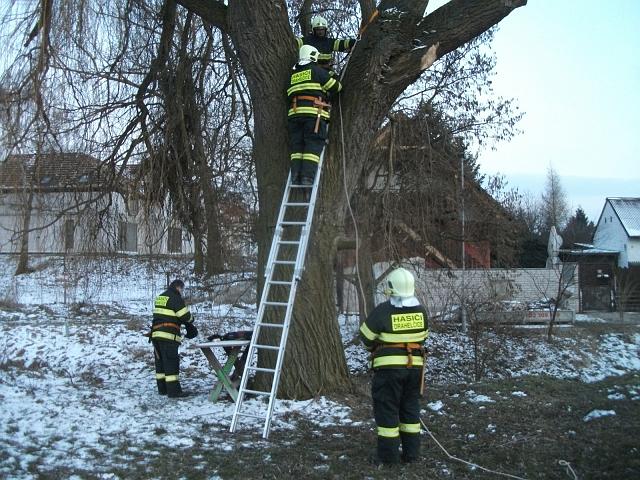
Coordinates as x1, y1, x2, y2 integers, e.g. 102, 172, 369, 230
185, 322, 198, 339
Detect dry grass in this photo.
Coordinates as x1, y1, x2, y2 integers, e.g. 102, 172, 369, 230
14, 373, 639, 479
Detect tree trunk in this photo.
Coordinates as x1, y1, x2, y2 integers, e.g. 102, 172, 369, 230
193, 230, 204, 275
15, 189, 34, 275
177, 0, 527, 398
356, 231, 376, 324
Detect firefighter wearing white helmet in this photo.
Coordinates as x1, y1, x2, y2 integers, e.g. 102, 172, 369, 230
296, 15, 355, 69
287, 44, 342, 185
360, 267, 429, 464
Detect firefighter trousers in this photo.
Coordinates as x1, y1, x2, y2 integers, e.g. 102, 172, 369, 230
372, 368, 422, 463
153, 340, 183, 397
287, 116, 328, 183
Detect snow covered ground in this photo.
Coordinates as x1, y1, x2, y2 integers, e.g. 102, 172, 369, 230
1, 256, 640, 478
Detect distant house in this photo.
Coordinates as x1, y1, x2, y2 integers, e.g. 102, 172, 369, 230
593, 197, 640, 268
0, 153, 193, 255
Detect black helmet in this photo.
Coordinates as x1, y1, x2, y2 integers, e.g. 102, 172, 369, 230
169, 279, 185, 290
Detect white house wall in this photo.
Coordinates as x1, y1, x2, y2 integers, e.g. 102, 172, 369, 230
593, 202, 631, 267
627, 238, 640, 265
0, 190, 194, 256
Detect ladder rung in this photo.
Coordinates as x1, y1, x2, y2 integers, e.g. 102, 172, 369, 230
247, 366, 277, 373
263, 301, 289, 307
243, 389, 271, 396
278, 240, 300, 245
258, 322, 285, 328
289, 184, 313, 188
253, 344, 280, 351
268, 280, 293, 286
284, 202, 310, 207
280, 221, 306, 226
235, 411, 265, 419
273, 260, 296, 265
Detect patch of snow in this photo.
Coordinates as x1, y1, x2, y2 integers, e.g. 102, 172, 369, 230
486, 424, 496, 433
575, 314, 606, 323
427, 400, 444, 412
511, 391, 527, 397
583, 410, 616, 422
0, 303, 356, 477
607, 392, 626, 400
466, 391, 495, 403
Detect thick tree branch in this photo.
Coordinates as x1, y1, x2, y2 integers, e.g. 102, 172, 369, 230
298, 0, 314, 34
175, 0, 228, 31
358, 0, 377, 28
382, 0, 526, 85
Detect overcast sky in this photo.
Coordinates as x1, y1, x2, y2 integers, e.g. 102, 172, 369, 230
430, 0, 640, 222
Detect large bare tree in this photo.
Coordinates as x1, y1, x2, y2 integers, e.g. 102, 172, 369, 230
170, 0, 527, 397
3, 0, 527, 397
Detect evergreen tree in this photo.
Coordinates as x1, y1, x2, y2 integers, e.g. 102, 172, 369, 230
562, 207, 595, 248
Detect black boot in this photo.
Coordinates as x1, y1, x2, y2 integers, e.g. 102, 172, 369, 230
166, 379, 183, 398
168, 391, 192, 399
377, 436, 401, 465
400, 432, 420, 463
156, 379, 167, 395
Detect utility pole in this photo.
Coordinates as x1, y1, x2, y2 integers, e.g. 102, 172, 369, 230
460, 155, 467, 332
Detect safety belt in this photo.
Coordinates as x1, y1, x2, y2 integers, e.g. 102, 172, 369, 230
291, 95, 332, 133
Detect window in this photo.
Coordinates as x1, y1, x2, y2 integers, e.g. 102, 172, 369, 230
168, 227, 182, 253
64, 219, 75, 251
40, 175, 52, 186
118, 221, 138, 252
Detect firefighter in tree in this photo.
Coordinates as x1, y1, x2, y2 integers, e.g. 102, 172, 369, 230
287, 44, 342, 185
151, 279, 198, 398
296, 15, 355, 70
360, 268, 429, 464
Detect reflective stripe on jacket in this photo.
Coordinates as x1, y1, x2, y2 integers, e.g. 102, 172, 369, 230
152, 287, 192, 341
287, 63, 342, 120
359, 301, 429, 369
296, 35, 355, 65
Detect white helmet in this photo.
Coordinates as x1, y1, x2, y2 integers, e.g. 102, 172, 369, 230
385, 268, 415, 298
298, 44, 319, 65
311, 15, 328, 30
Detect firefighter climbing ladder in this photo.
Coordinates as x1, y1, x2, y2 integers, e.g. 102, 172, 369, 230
229, 152, 325, 439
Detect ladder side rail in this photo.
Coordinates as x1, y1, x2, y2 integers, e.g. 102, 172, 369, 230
261, 276, 301, 438
293, 152, 325, 279
261, 152, 326, 438
263, 172, 295, 279
230, 172, 295, 432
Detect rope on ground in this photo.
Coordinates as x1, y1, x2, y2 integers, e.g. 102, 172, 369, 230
419, 418, 528, 480
559, 460, 578, 480
338, 94, 368, 319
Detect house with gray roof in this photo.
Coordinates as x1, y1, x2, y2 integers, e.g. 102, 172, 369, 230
0, 153, 192, 256
593, 197, 640, 268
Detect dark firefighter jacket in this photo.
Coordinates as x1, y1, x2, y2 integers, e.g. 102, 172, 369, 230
359, 301, 429, 369
152, 287, 196, 343
287, 63, 342, 121
296, 35, 355, 66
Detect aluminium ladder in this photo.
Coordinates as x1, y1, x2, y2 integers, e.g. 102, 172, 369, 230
229, 152, 325, 439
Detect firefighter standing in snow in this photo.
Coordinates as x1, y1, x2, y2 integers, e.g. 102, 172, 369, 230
151, 279, 198, 398
359, 268, 429, 464
296, 15, 355, 70
287, 44, 342, 185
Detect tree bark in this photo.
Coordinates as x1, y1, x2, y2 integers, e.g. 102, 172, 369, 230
15, 189, 34, 275
176, 0, 527, 398
356, 231, 376, 324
